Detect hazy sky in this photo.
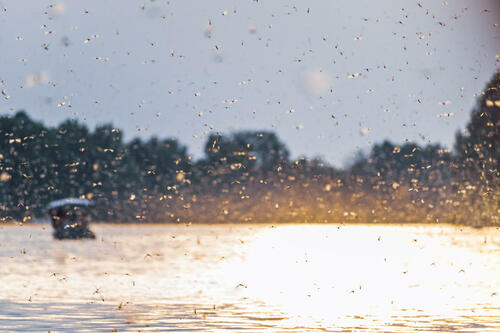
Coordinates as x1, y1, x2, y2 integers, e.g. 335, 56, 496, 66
0, 0, 498, 166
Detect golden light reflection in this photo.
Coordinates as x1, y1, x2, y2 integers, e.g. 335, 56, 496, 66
0, 224, 498, 331
222, 225, 500, 329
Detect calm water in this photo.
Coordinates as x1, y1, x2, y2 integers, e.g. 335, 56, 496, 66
0, 223, 499, 332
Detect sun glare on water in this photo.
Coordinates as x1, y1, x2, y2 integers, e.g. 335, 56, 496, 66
222, 225, 499, 329
0, 223, 498, 332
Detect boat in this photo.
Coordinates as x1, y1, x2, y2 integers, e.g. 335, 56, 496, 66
46, 198, 96, 239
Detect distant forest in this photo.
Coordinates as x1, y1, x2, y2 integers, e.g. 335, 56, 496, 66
1, 72, 498, 226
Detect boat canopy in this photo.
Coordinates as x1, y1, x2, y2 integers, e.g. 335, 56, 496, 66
46, 198, 93, 210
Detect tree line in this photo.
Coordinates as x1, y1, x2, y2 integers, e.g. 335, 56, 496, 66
1, 72, 498, 226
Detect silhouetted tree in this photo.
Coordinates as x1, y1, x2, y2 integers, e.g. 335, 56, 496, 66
455, 71, 499, 185
1, 70, 498, 226
0, 111, 50, 219
453, 71, 499, 225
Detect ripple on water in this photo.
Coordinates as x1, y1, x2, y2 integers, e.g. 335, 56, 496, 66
0, 223, 499, 332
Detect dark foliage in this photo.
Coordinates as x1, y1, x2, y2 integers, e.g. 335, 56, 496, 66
452, 71, 499, 224
1, 72, 498, 225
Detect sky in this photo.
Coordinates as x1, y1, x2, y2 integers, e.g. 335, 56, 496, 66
0, 0, 498, 167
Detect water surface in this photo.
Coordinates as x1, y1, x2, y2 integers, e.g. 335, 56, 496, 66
0, 223, 499, 332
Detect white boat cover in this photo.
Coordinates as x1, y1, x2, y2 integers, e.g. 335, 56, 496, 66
46, 198, 93, 210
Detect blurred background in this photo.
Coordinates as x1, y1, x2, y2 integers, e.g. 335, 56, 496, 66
0, 1, 498, 224
1, 2, 499, 332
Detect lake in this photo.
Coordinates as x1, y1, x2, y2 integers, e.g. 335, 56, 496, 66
0, 223, 499, 332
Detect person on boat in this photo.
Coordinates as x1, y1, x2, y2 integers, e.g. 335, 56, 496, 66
47, 198, 95, 239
